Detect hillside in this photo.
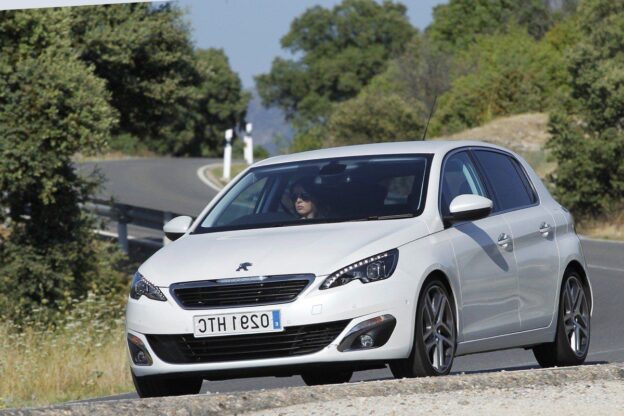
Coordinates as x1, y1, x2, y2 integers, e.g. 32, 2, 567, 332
245, 89, 293, 155
435, 113, 554, 177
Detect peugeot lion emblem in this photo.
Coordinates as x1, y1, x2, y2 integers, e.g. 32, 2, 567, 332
236, 262, 252, 272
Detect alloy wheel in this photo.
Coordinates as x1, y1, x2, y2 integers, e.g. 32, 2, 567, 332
562, 276, 590, 357
421, 285, 455, 373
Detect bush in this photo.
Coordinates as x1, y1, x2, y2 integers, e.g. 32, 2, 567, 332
427, 0, 554, 53
431, 26, 566, 135
253, 145, 270, 160
108, 133, 152, 156
326, 88, 426, 146
0, 10, 128, 322
547, 0, 624, 218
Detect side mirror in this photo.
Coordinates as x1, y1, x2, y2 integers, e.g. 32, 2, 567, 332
447, 194, 493, 224
163, 216, 193, 241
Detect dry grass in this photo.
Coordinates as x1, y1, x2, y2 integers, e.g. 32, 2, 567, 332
71, 150, 156, 163
577, 210, 624, 241
209, 163, 248, 188
0, 294, 132, 409
437, 113, 556, 178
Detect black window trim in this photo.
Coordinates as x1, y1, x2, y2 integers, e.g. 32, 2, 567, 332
438, 146, 541, 225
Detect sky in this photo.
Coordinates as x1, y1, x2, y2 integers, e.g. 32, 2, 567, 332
175, 0, 447, 89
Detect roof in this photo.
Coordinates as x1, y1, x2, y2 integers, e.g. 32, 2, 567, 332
254, 140, 509, 167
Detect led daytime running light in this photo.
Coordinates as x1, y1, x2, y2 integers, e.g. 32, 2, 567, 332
321, 249, 398, 290
130, 272, 167, 301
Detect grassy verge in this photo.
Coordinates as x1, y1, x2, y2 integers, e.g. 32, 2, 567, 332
0, 294, 132, 409
209, 163, 248, 187
72, 150, 156, 163
578, 211, 624, 241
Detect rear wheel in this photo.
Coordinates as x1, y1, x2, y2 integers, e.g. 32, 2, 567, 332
533, 271, 590, 367
390, 278, 456, 378
131, 371, 203, 398
300, 370, 353, 386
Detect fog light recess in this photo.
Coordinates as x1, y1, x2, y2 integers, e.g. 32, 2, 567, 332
127, 334, 153, 366
337, 314, 396, 352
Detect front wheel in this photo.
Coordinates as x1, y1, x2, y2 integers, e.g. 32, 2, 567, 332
390, 278, 456, 378
533, 271, 590, 367
132, 371, 203, 398
300, 370, 352, 386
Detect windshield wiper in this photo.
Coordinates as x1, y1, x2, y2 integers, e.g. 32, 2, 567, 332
353, 213, 416, 221
265, 218, 346, 227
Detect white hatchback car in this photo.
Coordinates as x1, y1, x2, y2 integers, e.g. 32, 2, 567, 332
126, 141, 592, 397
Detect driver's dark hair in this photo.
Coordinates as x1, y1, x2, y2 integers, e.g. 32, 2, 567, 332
291, 177, 318, 200
291, 177, 328, 218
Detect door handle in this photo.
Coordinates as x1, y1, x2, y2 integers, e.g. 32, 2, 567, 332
497, 233, 512, 249
539, 222, 552, 237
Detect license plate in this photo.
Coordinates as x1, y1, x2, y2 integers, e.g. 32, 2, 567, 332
193, 310, 282, 338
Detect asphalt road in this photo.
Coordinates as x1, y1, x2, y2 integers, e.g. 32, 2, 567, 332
75, 158, 624, 402
77, 158, 221, 216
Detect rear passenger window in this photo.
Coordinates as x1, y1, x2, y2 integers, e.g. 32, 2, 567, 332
473, 150, 535, 212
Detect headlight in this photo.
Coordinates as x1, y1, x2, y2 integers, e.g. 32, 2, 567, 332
130, 272, 167, 301
320, 249, 399, 290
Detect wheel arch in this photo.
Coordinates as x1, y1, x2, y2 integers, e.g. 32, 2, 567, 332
564, 260, 593, 315
419, 269, 460, 338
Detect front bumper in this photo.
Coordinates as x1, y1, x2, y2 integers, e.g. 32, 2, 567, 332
126, 269, 417, 378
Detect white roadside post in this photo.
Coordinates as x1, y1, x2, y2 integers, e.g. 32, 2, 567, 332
223, 128, 233, 181
243, 122, 253, 165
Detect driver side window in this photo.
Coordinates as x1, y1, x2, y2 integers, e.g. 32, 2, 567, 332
441, 152, 486, 217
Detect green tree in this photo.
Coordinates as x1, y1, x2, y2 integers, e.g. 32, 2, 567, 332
430, 26, 566, 135
0, 9, 123, 320
427, 0, 553, 52
326, 83, 426, 147
257, 0, 416, 128
69, 4, 248, 156
69, 3, 198, 154
184, 49, 249, 157
390, 36, 453, 111
547, 0, 624, 217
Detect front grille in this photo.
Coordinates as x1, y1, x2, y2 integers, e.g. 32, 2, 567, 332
170, 275, 314, 309
146, 320, 350, 364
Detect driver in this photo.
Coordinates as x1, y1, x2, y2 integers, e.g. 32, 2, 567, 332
290, 179, 321, 219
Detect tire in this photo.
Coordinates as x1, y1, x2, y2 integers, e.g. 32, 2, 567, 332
533, 271, 590, 368
131, 370, 203, 398
300, 370, 353, 386
390, 278, 456, 378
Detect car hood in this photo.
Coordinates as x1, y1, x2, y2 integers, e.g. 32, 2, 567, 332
140, 218, 431, 287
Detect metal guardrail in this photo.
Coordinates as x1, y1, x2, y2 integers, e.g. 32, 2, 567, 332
84, 199, 184, 254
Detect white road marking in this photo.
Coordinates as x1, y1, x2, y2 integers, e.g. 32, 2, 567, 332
587, 264, 624, 273
580, 236, 624, 245
196, 163, 223, 192
589, 347, 624, 356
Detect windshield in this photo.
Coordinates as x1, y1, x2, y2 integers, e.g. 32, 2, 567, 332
194, 154, 432, 233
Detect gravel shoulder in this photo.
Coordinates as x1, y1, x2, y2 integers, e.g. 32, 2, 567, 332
247, 379, 624, 416
4, 364, 623, 415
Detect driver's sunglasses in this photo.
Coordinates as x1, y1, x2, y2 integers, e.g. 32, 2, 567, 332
291, 192, 311, 202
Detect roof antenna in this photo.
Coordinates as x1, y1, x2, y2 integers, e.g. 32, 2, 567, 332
421, 95, 438, 140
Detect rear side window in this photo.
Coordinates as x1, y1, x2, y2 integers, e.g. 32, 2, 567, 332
473, 150, 536, 212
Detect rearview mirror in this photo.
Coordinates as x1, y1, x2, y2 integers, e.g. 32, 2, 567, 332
163, 216, 193, 241
447, 194, 492, 223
